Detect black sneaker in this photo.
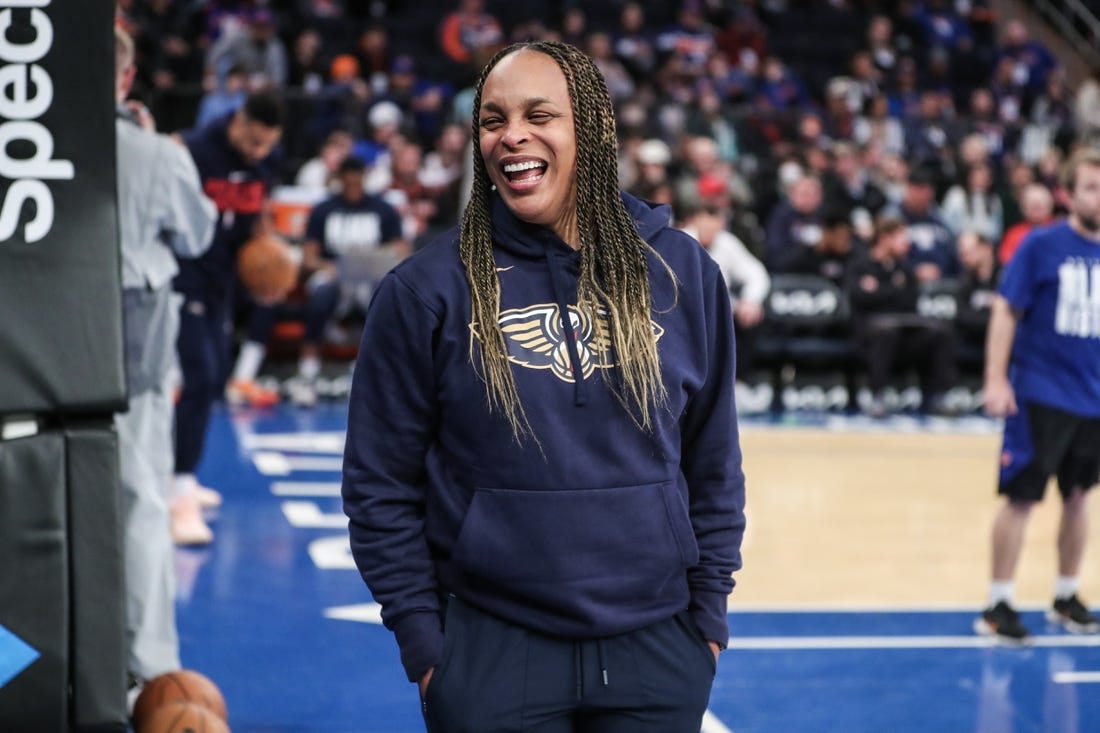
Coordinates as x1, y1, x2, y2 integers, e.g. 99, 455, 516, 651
1047, 594, 1100, 634
974, 600, 1031, 643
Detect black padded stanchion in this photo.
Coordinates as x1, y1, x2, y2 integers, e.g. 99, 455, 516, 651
0, 0, 123, 415
0, 430, 70, 732
66, 421, 127, 733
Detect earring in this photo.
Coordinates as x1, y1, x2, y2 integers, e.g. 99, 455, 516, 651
491, 184, 497, 191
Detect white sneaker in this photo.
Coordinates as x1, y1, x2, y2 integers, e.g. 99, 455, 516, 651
171, 490, 213, 546
195, 484, 223, 509
285, 375, 319, 407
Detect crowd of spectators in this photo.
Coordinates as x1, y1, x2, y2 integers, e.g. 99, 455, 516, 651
116, 0, 1099, 414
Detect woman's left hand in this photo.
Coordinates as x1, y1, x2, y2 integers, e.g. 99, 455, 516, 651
708, 641, 720, 664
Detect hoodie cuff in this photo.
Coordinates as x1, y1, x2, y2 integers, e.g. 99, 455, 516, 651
392, 610, 445, 683
690, 591, 731, 649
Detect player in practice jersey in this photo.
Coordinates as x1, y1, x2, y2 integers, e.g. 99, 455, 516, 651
977, 146, 1100, 643
171, 92, 284, 544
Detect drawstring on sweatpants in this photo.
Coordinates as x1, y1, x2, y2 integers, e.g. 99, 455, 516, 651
597, 639, 608, 686
574, 639, 610, 701
573, 641, 582, 701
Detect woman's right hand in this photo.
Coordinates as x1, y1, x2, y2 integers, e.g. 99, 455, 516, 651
418, 667, 435, 699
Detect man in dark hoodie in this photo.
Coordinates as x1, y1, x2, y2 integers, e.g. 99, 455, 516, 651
342, 41, 746, 731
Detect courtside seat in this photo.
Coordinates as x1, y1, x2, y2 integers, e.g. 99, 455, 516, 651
916, 277, 961, 322
916, 277, 987, 375
757, 273, 858, 371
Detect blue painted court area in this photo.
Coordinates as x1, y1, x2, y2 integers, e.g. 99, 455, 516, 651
179, 405, 1100, 733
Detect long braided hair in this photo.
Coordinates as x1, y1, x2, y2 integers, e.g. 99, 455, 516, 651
461, 41, 676, 442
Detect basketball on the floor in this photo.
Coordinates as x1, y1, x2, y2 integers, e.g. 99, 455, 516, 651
140, 701, 230, 733
237, 233, 299, 304
132, 669, 228, 732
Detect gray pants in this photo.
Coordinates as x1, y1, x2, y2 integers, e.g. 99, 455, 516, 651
116, 286, 181, 679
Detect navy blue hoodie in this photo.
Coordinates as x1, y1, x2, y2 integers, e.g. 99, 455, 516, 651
342, 192, 746, 682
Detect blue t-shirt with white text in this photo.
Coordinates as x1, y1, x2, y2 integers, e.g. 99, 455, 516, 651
1000, 221, 1100, 416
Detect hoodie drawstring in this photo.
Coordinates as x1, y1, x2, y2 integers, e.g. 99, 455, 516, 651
548, 252, 588, 406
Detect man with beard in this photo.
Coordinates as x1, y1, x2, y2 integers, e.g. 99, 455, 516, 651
172, 91, 284, 544
977, 147, 1100, 643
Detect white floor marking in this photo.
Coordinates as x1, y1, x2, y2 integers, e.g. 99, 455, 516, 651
308, 536, 357, 569
242, 432, 346, 454
253, 451, 343, 475
281, 501, 347, 528
701, 709, 733, 733
1053, 671, 1100, 684
729, 603, 1052, 613
271, 481, 342, 497
727, 635, 1100, 650
324, 603, 383, 625
253, 451, 291, 475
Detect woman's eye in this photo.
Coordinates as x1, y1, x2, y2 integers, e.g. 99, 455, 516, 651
481, 118, 502, 129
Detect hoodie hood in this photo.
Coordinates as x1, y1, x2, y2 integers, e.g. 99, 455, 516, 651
489, 190, 675, 259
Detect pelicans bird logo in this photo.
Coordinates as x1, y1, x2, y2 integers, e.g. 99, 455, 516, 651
472, 304, 663, 383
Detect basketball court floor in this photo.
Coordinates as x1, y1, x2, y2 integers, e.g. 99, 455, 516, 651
176, 404, 1100, 732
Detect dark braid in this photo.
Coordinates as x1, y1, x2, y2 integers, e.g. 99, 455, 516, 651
461, 41, 676, 441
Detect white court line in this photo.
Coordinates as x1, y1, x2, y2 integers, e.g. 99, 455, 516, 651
281, 501, 348, 529
271, 481, 342, 497
242, 432, 345, 454
729, 603, 1051, 613
324, 602, 383, 624
701, 709, 733, 733
253, 451, 343, 476
1053, 671, 1100, 684
741, 417, 999, 436
728, 635, 1100, 650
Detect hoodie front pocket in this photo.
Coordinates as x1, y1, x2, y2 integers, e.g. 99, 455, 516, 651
451, 481, 698, 607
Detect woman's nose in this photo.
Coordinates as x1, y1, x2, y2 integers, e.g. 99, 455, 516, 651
501, 123, 529, 148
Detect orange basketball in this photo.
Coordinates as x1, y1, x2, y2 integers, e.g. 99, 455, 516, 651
132, 670, 228, 731
237, 233, 299, 304
140, 701, 230, 733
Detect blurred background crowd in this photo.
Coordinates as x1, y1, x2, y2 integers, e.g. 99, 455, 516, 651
115, 0, 1100, 415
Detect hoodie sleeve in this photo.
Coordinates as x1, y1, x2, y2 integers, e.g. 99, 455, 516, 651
679, 265, 747, 649
342, 270, 443, 683
155, 135, 216, 260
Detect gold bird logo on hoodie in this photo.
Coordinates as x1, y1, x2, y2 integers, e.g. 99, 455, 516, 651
472, 304, 664, 384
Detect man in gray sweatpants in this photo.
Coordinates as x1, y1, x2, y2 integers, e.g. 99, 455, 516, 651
114, 27, 217, 686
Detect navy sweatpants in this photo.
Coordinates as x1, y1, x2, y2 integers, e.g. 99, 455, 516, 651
175, 293, 233, 474
421, 597, 716, 733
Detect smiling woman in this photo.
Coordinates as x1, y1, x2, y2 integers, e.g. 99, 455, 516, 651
477, 53, 577, 243
463, 42, 675, 441
341, 40, 747, 733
